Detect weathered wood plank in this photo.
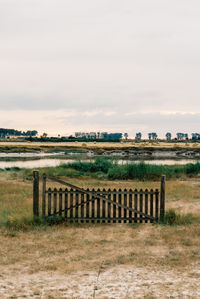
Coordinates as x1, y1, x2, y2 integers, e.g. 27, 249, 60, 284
160, 175, 165, 220
150, 189, 154, 223
53, 188, 57, 216
64, 188, 68, 219
145, 189, 148, 223
61, 217, 147, 221
33, 171, 39, 217
81, 193, 84, 223
129, 189, 133, 223
134, 189, 138, 223
48, 188, 52, 216
42, 174, 46, 217
139, 189, 143, 223
75, 190, 79, 223
118, 189, 122, 223
59, 188, 62, 217
124, 189, 127, 223
86, 188, 90, 223
92, 188, 95, 223
155, 188, 159, 221
70, 188, 74, 222
108, 188, 111, 223
102, 188, 106, 223
113, 189, 117, 223
97, 188, 101, 223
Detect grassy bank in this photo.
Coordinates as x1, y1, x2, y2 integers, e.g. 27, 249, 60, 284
2, 157, 200, 181
44, 158, 200, 180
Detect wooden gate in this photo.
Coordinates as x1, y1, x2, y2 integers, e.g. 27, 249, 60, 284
33, 171, 165, 223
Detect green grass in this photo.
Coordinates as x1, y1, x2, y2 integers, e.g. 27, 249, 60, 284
59, 158, 200, 180
2, 158, 200, 181
160, 209, 198, 226
60, 158, 200, 180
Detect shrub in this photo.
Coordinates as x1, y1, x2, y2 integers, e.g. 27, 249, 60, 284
161, 209, 193, 225
61, 157, 113, 174
185, 162, 200, 176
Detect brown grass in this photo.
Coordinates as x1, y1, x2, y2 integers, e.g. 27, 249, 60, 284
1, 174, 200, 223
1, 223, 200, 273
0, 174, 200, 297
0, 140, 200, 151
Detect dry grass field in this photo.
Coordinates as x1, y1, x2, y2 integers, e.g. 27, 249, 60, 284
0, 140, 200, 152
0, 174, 200, 298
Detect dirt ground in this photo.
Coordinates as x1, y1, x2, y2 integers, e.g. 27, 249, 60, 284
1, 264, 200, 298
1, 177, 200, 298
1, 224, 200, 299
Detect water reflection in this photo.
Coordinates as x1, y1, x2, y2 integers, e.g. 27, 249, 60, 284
0, 152, 65, 158
0, 158, 198, 169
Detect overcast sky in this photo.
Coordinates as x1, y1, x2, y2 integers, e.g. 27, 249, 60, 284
1, 0, 200, 137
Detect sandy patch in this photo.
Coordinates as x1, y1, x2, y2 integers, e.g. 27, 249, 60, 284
1, 264, 200, 298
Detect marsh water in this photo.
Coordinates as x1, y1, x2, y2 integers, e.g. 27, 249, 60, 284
0, 152, 198, 169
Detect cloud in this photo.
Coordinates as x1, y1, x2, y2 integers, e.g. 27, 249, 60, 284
0, 0, 200, 133
1, 109, 200, 137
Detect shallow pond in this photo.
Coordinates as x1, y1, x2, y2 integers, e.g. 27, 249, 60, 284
0, 152, 198, 169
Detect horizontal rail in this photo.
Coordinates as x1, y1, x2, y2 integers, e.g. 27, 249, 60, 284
44, 217, 154, 222
45, 189, 159, 195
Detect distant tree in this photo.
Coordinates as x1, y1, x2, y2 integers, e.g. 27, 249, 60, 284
124, 133, 128, 140
148, 132, 157, 141
135, 132, 142, 140
192, 133, 200, 141
41, 132, 48, 138
166, 132, 172, 141
176, 133, 187, 140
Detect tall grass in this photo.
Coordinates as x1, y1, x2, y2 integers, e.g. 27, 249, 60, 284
2, 158, 200, 181
161, 209, 195, 225
62, 157, 113, 173
59, 158, 200, 180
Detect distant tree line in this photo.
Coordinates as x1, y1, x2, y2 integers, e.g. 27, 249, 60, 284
0, 128, 38, 138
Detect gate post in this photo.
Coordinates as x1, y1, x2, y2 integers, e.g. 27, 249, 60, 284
33, 171, 39, 217
42, 173, 47, 217
160, 175, 165, 221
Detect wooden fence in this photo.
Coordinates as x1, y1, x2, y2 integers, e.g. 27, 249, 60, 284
33, 171, 165, 223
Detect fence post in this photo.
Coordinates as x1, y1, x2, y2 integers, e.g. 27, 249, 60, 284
33, 171, 39, 217
160, 175, 165, 221
42, 173, 47, 217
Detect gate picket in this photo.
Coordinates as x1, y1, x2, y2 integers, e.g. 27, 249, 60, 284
65, 188, 68, 219
92, 188, 95, 223
81, 193, 84, 223
145, 189, 148, 223
97, 188, 100, 223
108, 188, 111, 223
129, 189, 133, 223
86, 188, 90, 223
118, 189, 122, 223
134, 189, 138, 223
102, 188, 106, 223
53, 188, 57, 216
113, 189, 117, 223
59, 188, 62, 217
75, 190, 79, 222
139, 189, 143, 223
155, 189, 159, 221
70, 188, 73, 222
48, 188, 52, 216
150, 189, 154, 223
124, 189, 127, 223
